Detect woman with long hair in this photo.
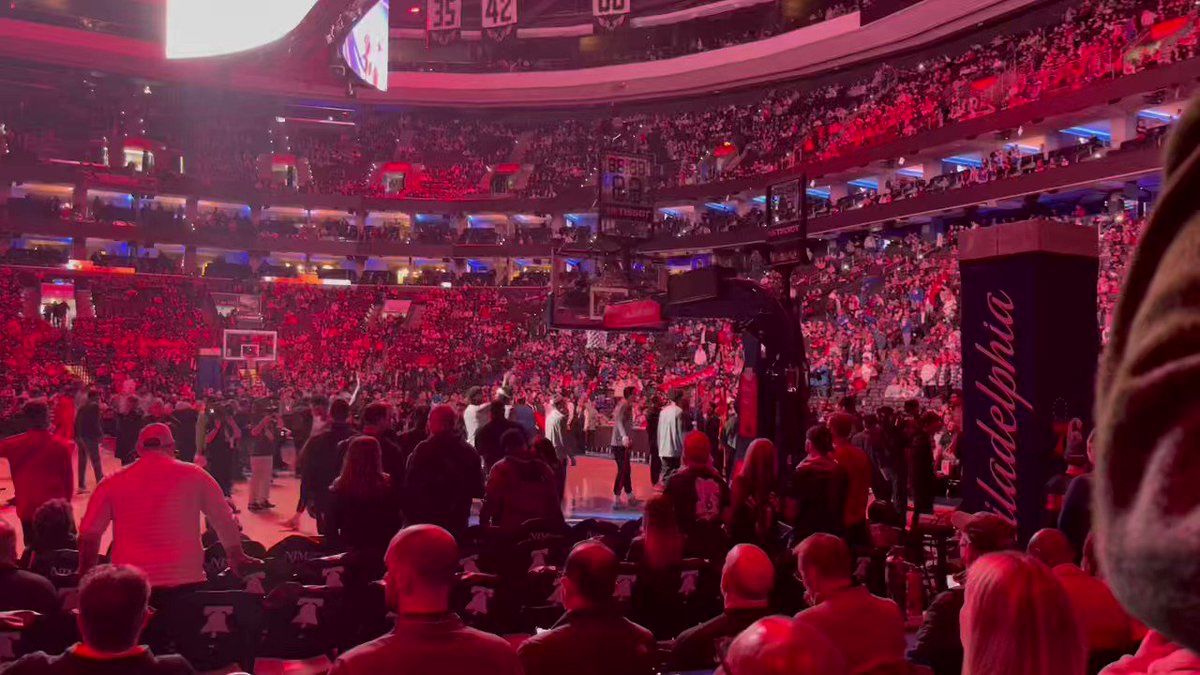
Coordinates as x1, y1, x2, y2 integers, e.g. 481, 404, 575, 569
627, 493, 685, 570
730, 438, 781, 550
961, 551, 1085, 675
327, 436, 403, 555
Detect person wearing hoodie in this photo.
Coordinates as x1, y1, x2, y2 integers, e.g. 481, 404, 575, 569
784, 424, 849, 542
480, 429, 563, 531
1093, 98, 1200, 671
663, 431, 730, 560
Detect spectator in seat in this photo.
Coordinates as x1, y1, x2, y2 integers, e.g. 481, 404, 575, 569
480, 429, 563, 531
961, 552, 1085, 675
0, 564, 195, 675
0, 520, 57, 616
1026, 528, 1142, 656
784, 424, 849, 541
909, 511, 1015, 675
403, 405, 483, 541
0, 401, 73, 546
829, 413, 873, 544
327, 436, 404, 558
73, 390, 104, 493
329, 524, 519, 675
717, 615, 848, 675
793, 533, 906, 673
667, 543, 775, 672
77, 423, 250, 590
19, 498, 77, 569
517, 541, 657, 675
663, 431, 730, 559
475, 399, 522, 476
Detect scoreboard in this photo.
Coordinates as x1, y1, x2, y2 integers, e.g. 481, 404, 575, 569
766, 175, 809, 266
598, 151, 654, 238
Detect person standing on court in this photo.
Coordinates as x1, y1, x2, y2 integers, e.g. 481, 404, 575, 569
656, 389, 686, 485
73, 389, 104, 492
609, 386, 638, 508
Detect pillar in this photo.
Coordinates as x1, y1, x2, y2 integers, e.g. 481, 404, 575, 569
250, 205, 263, 227
71, 183, 88, 219
71, 237, 88, 261
1108, 114, 1138, 148
185, 197, 199, 223
355, 210, 368, 239
958, 220, 1099, 542
183, 245, 198, 276
20, 271, 41, 320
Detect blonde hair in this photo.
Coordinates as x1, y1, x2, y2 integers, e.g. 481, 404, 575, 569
962, 552, 1085, 675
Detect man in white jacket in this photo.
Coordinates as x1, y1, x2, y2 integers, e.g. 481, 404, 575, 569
656, 389, 686, 484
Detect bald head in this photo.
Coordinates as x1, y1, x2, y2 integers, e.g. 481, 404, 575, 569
719, 617, 847, 675
385, 525, 459, 614
1027, 528, 1076, 568
563, 541, 618, 608
722, 544, 775, 607
428, 405, 458, 435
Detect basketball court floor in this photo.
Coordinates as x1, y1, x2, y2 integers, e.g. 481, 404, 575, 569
0, 445, 656, 554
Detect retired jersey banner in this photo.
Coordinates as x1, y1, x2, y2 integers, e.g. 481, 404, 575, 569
426, 0, 461, 45
593, 0, 629, 31
482, 0, 517, 41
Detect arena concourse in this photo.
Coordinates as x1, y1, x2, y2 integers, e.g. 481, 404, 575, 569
0, 0, 1197, 673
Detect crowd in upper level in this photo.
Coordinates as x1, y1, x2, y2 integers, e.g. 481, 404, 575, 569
0, 0, 1193, 203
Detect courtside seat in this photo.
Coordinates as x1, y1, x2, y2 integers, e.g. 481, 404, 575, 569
516, 565, 565, 633
452, 572, 517, 635
0, 611, 44, 666
257, 583, 344, 669
170, 590, 263, 673
27, 549, 79, 590
625, 558, 721, 640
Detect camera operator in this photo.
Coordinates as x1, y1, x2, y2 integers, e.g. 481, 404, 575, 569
199, 402, 240, 507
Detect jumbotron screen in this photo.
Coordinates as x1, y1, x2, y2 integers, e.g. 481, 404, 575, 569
341, 0, 390, 92
165, 0, 320, 59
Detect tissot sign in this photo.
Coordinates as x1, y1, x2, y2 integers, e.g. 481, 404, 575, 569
958, 221, 1098, 542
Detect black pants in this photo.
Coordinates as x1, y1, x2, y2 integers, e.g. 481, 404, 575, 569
611, 446, 633, 496
660, 456, 681, 484
650, 453, 663, 485
20, 517, 35, 549
76, 437, 103, 489
206, 449, 234, 497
